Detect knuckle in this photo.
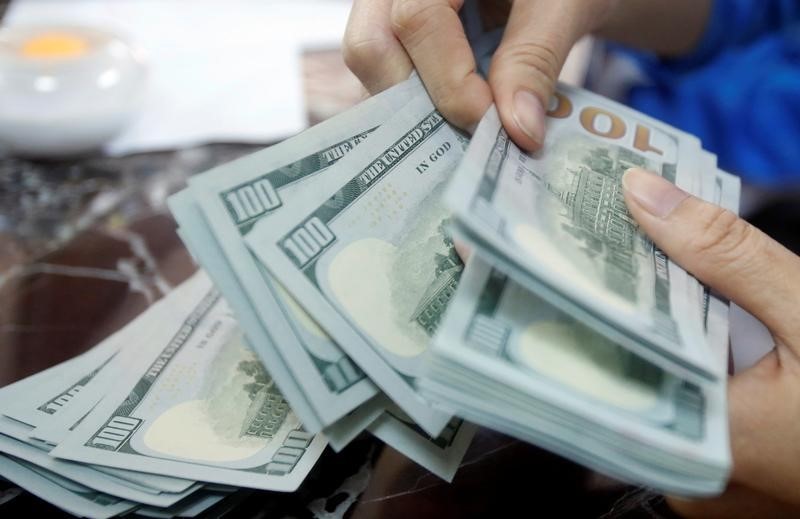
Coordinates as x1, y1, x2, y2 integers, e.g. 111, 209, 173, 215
432, 85, 462, 117
493, 40, 561, 89
391, 0, 450, 42
430, 83, 479, 128
341, 34, 386, 76
688, 206, 759, 263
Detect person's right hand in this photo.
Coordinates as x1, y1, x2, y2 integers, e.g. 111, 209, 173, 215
342, 0, 617, 151
621, 167, 800, 517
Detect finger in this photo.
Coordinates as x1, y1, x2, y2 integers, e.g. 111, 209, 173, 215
391, 0, 492, 130
487, 0, 592, 150
622, 167, 800, 347
726, 351, 800, 505
668, 482, 799, 518
343, 0, 414, 94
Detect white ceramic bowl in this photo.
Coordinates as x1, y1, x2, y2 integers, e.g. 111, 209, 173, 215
0, 25, 147, 158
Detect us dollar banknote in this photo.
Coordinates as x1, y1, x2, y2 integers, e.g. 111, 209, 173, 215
0, 455, 136, 519
2, 324, 123, 431
170, 191, 328, 435
419, 255, 730, 496
177, 79, 424, 433
51, 274, 326, 491
445, 87, 720, 382
367, 405, 475, 482
245, 93, 467, 437
18, 287, 194, 450
0, 430, 201, 508
0, 310, 198, 498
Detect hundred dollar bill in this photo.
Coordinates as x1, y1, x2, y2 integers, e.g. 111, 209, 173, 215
0, 359, 196, 498
170, 192, 325, 434
51, 276, 326, 491
15, 291, 181, 447
0, 454, 136, 519
135, 490, 230, 519
3, 274, 213, 495
0, 429, 201, 507
245, 93, 465, 437
446, 89, 720, 382
1, 327, 121, 430
419, 256, 730, 496
19, 270, 212, 444
180, 79, 423, 431
367, 405, 475, 482
322, 396, 386, 452
172, 195, 385, 448
29, 345, 135, 447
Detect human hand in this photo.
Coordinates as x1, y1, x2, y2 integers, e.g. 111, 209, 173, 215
621, 167, 800, 517
342, 0, 617, 150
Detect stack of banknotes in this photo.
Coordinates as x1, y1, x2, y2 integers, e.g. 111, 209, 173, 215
0, 58, 739, 519
176, 75, 738, 495
422, 96, 738, 496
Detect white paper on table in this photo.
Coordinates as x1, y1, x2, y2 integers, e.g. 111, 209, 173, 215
5, 0, 353, 155
258, 0, 354, 50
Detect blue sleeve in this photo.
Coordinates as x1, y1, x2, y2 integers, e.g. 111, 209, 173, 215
626, 31, 800, 187
601, 0, 800, 185
681, 0, 800, 66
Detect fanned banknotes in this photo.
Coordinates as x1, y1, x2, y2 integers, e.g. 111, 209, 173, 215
177, 81, 426, 433
444, 92, 721, 383
51, 274, 326, 491
0, 274, 231, 516
245, 93, 465, 437
1, 68, 743, 514
171, 79, 475, 476
419, 255, 731, 495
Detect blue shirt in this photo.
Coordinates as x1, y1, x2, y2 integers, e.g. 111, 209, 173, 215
618, 0, 800, 186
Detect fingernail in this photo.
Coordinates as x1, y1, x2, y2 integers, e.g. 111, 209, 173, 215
622, 168, 689, 218
453, 240, 472, 262
512, 90, 545, 145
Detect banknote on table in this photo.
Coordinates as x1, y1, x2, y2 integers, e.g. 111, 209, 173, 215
171, 194, 385, 450
1, 337, 118, 431
0, 423, 201, 508
445, 89, 722, 383
170, 191, 329, 436
0, 299, 208, 511
317, 391, 474, 481
135, 490, 230, 519
51, 273, 326, 491
25, 346, 127, 448
418, 253, 731, 496
1, 278, 206, 496
15, 291, 174, 448
0, 372, 199, 505
245, 92, 465, 437
174, 79, 424, 435
320, 395, 386, 452
0, 454, 136, 519
6, 450, 225, 519
367, 405, 475, 482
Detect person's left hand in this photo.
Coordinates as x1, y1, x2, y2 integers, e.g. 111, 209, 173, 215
342, 0, 617, 150
621, 167, 800, 517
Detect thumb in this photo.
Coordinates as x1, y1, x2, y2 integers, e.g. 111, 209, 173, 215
487, 0, 593, 150
622, 167, 800, 348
